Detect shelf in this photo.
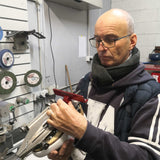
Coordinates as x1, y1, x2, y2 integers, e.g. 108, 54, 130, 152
144, 64, 160, 71
46, 0, 103, 10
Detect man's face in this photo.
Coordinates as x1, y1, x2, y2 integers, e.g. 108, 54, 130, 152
95, 16, 133, 67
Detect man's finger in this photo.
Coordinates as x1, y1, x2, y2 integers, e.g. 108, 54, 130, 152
50, 103, 59, 112
68, 101, 75, 109
47, 150, 58, 159
58, 139, 74, 157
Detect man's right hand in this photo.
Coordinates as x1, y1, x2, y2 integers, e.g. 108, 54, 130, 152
47, 139, 74, 160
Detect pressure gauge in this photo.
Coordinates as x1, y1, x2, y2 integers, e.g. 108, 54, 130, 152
0, 71, 17, 94
0, 49, 14, 69
24, 70, 42, 87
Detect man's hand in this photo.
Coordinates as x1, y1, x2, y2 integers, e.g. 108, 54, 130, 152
48, 139, 74, 160
47, 99, 87, 139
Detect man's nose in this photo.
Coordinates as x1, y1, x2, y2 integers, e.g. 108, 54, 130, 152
98, 41, 108, 51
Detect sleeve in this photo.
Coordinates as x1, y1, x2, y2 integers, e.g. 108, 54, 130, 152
75, 95, 160, 160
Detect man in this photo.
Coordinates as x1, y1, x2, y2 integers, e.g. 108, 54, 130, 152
47, 9, 160, 160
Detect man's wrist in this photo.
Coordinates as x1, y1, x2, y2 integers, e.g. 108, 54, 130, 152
74, 116, 87, 139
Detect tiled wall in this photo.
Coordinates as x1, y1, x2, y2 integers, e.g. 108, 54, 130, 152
112, 0, 160, 62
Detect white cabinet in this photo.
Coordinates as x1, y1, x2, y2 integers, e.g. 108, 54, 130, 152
46, 0, 103, 10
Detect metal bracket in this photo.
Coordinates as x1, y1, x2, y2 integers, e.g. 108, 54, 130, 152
5, 30, 45, 39
5, 30, 45, 51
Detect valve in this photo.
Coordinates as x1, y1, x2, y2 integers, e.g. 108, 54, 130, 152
16, 97, 29, 104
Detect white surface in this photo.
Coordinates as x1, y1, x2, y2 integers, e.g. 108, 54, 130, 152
79, 36, 87, 58
0, 6, 28, 20
0, 19, 28, 31
26, 154, 49, 160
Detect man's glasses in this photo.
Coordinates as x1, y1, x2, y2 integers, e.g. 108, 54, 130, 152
89, 34, 131, 49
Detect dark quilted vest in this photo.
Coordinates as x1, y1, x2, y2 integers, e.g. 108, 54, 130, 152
76, 73, 160, 142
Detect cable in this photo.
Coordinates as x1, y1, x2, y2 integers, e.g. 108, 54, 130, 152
34, 2, 43, 89
47, 6, 57, 88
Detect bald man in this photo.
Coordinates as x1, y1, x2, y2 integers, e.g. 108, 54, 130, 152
47, 9, 160, 160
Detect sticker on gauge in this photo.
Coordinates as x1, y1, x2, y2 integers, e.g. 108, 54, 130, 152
24, 70, 42, 87
1, 76, 13, 89
2, 51, 14, 67
27, 73, 40, 85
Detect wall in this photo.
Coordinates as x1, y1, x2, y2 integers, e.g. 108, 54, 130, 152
111, 0, 160, 62
0, 0, 34, 129
28, 0, 111, 90
28, 0, 91, 91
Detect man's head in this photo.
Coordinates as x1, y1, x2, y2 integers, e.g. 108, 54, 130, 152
93, 9, 137, 67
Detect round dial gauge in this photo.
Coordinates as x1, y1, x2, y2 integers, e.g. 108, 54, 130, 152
24, 70, 42, 87
1, 76, 13, 89
0, 49, 14, 69
0, 71, 17, 94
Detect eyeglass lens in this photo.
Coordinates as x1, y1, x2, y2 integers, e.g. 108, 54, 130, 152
90, 34, 131, 48
90, 38, 115, 48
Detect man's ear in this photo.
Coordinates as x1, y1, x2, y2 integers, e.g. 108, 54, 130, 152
129, 33, 137, 50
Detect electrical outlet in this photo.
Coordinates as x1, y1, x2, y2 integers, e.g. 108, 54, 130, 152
86, 55, 93, 62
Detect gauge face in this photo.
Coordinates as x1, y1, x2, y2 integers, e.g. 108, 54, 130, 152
0, 49, 14, 69
0, 71, 17, 94
27, 73, 40, 85
1, 76, 13, 89
2, 51, 14, 67
24, 70, 42, 87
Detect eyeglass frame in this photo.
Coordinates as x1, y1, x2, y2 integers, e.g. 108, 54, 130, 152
89, 34, 132, 49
